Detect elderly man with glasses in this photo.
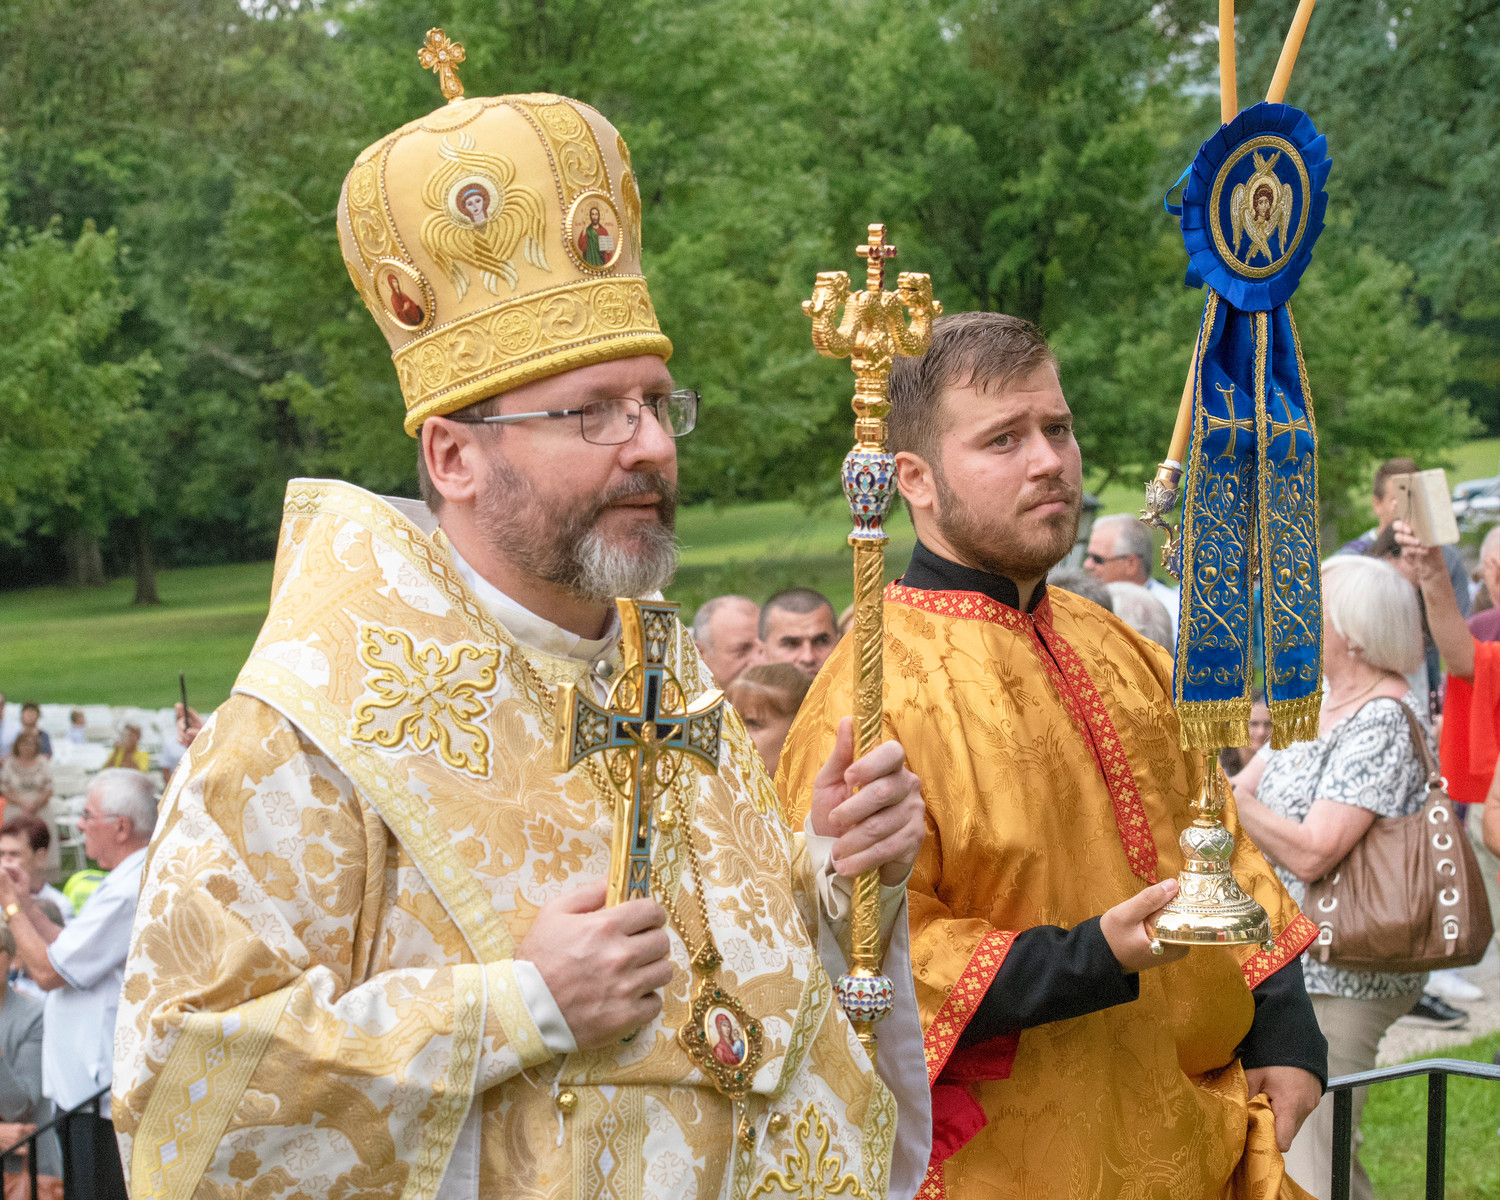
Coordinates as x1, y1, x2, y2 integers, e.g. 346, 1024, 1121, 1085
0, 767, 154, 1200
116, 40, 931, 1200
1083, 513, 1180, 624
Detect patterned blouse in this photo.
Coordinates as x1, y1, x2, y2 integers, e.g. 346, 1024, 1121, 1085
0, 756, 51, 812
1255, 690, 1433, 1000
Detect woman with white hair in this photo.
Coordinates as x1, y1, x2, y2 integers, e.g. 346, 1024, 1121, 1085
1232, 555, 1434, 1200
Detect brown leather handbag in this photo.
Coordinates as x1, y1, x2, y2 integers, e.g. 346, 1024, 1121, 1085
1305, 700, 1494, 974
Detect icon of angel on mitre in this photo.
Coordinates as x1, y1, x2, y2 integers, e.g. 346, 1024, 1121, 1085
420, 133, 550, 298
1230, 150, 1294, 267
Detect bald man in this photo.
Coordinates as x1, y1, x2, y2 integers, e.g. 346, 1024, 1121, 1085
691, 594, 761, 684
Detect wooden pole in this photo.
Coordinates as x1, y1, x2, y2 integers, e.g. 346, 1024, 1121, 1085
1166, 345, 1199, 468
1219, 0, 1238, 125
1266, 0, 1317, 104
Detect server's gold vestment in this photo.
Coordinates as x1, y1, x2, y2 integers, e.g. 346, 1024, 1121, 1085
780, 581, 1318, 1200
115, 481, 925, 1200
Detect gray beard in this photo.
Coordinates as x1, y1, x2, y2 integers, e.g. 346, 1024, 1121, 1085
570, 520, 678, 601
475, 457, 679, 603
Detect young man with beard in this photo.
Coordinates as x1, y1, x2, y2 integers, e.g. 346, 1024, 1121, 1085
779, 313, 1327, 1199
115, 46, 932, 1200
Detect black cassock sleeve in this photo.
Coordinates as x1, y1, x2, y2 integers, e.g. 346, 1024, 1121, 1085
956, 918, 1329, 1091
1236, 956, 1329, 1090
955, 918, 1136, 1048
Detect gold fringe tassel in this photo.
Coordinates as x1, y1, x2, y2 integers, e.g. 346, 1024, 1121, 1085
1268, 692, 1322, 750
1177, 698, 1252, 753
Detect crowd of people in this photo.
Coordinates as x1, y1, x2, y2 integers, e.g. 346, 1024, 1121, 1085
692, 588, 840, 774
694, 553, 1185, 780
0, 699, 167, 1199
689, 454, 1500, 1199
0, 450, 1496, 1197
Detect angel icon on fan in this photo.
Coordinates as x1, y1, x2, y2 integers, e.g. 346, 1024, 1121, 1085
1230, 150, 1293, 267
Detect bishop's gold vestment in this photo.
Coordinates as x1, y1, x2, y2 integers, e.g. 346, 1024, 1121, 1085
780, 579, 1318, 1200
114, 480, 927, 1200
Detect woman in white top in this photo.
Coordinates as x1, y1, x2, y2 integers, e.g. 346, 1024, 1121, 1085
1232, 556, 1432, 1200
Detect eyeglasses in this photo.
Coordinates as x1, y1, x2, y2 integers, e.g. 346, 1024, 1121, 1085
77, 810, 122, 827
448, 390, 699, 446
1084, 552, 1135, 566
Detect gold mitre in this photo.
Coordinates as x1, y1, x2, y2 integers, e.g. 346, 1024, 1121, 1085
338, 29, 672, 436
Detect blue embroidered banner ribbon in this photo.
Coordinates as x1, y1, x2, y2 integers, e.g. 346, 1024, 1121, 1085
1170, 102, 1330, 751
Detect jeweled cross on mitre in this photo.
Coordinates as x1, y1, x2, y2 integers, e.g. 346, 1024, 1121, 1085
418, 28, 466, 101
554, 599, 725, 906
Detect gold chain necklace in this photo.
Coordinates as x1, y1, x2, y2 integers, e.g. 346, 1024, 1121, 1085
1324, 672, 1387, 716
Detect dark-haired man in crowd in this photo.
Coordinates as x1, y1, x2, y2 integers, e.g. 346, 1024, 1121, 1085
781, 311, 1325, 1199
760, 587, 839, 680
16, 706, 50, 759
1340, 456, 1470, 617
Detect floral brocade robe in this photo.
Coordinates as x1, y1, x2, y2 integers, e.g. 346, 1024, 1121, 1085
779, 583, 1317, 1200
114, 481, 913, 1200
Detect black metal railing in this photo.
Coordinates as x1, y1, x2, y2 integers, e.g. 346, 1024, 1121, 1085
0, 1085, 112, 1200
1330, 1056, 1500, 1200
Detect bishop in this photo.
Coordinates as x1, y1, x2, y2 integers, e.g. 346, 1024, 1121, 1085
114, 33, 931, 1200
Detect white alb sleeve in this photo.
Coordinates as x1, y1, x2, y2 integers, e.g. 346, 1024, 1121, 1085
510, 959, 579, 1057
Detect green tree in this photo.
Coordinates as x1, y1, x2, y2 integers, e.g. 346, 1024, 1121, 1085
0, 209, 155, 583
1294, 239, 1472, 537
1234, 0, 1500, 430
0, 0, 346, 588
0, 0, 1479, 592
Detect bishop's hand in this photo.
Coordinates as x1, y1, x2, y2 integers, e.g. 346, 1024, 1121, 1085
516, 880, 674, 1050
809, 716, 926, 886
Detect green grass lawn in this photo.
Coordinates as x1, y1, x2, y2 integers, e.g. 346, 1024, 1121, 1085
1364, 1030, 1500, 1199
0, 562, 273, 710
672, 497, 916, 618
3, 438, 1498, 709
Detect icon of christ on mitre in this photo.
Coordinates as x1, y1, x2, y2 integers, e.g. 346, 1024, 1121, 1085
113, 28, 932, 1200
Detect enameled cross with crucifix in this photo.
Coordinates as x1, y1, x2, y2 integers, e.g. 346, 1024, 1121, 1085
554, 599, 725, 906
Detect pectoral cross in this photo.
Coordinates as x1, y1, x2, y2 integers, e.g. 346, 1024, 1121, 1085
1205, 383, 1256, 460
1268, 387, 1312, 465
555, 599, 725, 906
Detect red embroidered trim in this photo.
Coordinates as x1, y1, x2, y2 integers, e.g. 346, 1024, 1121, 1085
885, 582, 1033, 632
922, 929, 1017, 1085
886, 585, 1161, 885
1031, 622, 1159, 885
1240, 912, 1319, 990
915, 1166, 947, 1200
